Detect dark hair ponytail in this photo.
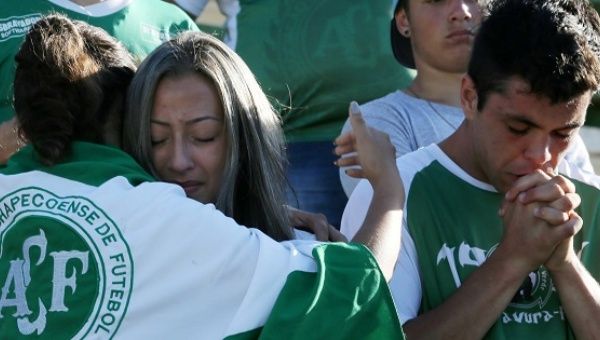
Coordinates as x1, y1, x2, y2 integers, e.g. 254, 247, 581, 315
13, 14, 135, 165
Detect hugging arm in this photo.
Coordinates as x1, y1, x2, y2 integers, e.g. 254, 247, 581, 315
334, 102, 404, 281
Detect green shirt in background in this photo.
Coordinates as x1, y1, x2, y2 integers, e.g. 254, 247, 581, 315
0, 0, 198, 123
233, 0, 414, 142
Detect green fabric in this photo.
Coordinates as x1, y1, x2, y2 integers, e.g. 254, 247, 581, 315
0, 216, 101, 339
588, 3, 600, 127
586, 98, 600, 127
225, 243, 404, 339
571, 178, 600, 277
0, 142, 154, 187
197, 23, 226, 41
0, 0, 198, 123
234, 0, 414, 142
405, 160, 600, 339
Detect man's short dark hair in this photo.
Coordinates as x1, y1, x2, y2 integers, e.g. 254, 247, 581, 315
468, 0, 600, 110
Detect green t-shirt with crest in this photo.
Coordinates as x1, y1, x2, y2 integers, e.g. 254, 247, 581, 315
342, 143, 600, 339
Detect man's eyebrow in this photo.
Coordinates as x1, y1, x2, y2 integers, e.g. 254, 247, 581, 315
558, 121, 584, 130
504, 114, 539, 128
504, 114, 583, 130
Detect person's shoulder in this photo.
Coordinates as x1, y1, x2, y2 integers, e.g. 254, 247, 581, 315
559, 160, 600, 191
395, 144, 447, 190
357, 90, 418, 130
396, 144, 442, 171
125, 180, 213, 212
558, 164, 600, 232
361, 90, 411, 115
361, 90, 435, 125
340, 90, 407, 133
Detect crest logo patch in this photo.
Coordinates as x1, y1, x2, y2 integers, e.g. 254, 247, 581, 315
0, 188, 133, 339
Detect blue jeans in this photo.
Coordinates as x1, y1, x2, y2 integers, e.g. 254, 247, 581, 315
286, 141, 348, 228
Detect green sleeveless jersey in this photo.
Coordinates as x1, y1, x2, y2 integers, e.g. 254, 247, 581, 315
342, 144, 600, 339
0, 0, 198, 123
232, 0, 414, 142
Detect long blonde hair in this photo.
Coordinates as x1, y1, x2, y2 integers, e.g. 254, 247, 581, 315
124, 32, 293, 241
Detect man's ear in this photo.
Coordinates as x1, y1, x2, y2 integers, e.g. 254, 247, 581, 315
395, 9, 411, 38
461, 75, 479, 120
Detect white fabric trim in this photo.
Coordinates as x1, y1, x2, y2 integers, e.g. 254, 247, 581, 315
294, 229, 318, 240
558, 159, 600, 189
427, 144, 497, 192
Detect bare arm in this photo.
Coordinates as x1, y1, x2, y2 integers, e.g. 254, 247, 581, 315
546, 225, 600, 340
351, 175, 403, 281
334, 102, 404, 281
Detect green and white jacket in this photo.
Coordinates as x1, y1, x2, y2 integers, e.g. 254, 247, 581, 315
342, 144, 600, 339
0, 142, 402, 339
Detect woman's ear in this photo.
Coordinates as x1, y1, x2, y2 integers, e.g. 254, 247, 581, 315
395, 8, 411, 38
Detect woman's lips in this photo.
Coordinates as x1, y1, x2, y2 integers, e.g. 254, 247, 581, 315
173, 181, 202, 196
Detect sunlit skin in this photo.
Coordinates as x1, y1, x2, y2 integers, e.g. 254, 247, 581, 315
446, 76, 590, 193
150, 72, 229, 203
396, 0, 483, 74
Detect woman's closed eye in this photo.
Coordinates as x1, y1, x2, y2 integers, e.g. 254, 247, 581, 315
192, 136, 216, 143
151, 137, 167, 146
189, 123, 222, 144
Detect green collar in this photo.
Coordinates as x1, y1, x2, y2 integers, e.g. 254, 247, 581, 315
0, 142, 154, 187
